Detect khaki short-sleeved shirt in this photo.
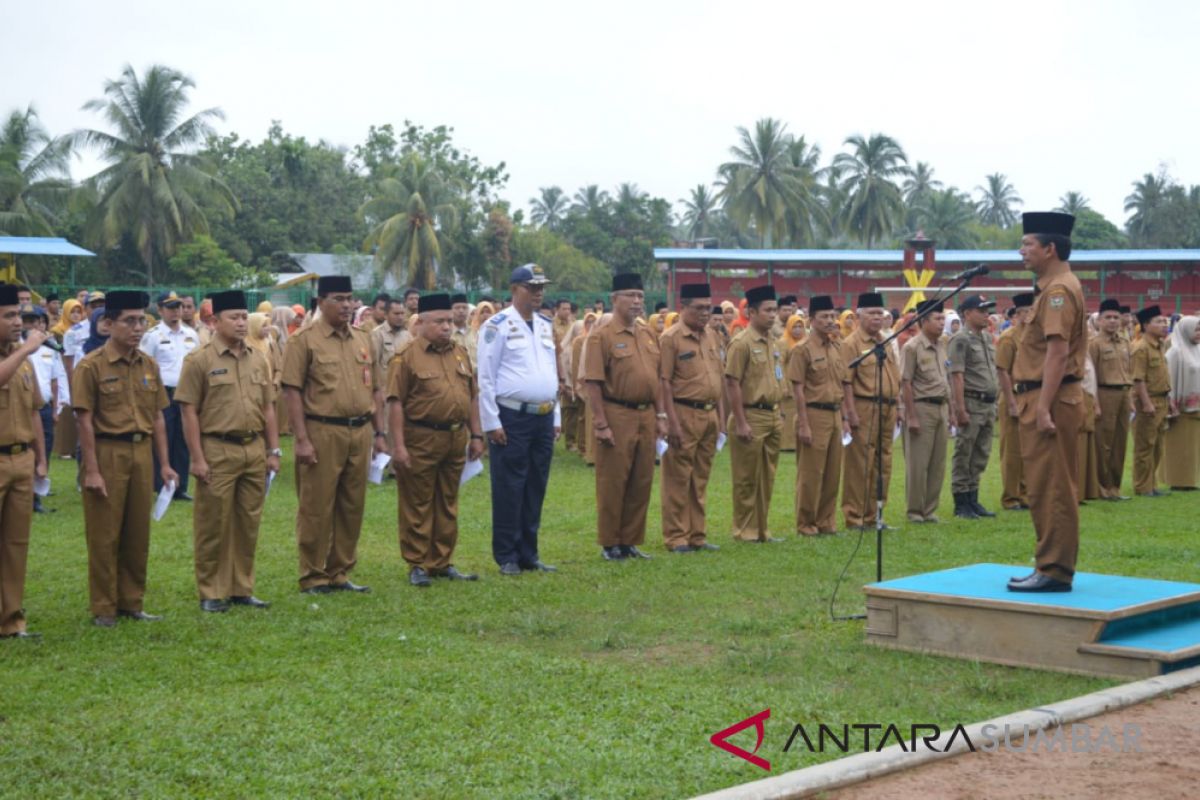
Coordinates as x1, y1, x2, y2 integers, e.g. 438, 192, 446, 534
387, 337, 475, 424
1131, 337, 1170, 394
995, 326, 1018, 373
901, 334, 949, 399
0, 342, 44, 443
842, 327, 900, 400
72, 343, 168, 434
659, 322, 723, 404
1090, 332, 1133, 386
785, 334, 845, 404
724, 328, 785, 406
281, 317, 379, 417
947, 328, 998, 394
581, 320, 659, 405
175, 340, 273, 434
1013, 270, 1087, 383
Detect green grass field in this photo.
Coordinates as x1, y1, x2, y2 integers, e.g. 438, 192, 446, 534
3, 432, 1195, 798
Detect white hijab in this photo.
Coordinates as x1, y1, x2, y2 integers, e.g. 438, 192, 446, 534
1166, 316, 1200, 413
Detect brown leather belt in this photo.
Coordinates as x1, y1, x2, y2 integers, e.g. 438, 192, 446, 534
854, 395, 897, 406
0, 441, 32, 455
96, 432, 150, 443
674, 398, 716, 411
406, 419, 466, 431
204, 431, 261, 444
1013, 375, 1080, 395
305, 413, 371, 428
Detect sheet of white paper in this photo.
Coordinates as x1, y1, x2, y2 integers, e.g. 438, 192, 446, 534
655, 438, 669, 458
368, 452, 392, 485
34, 477, 50, 497
152, 480, 176, 522
841, 431, 853, 447
460, 456, 484, 486
265, 470, 277, 498
716, 432, 727, 452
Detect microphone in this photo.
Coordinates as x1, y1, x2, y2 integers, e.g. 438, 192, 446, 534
952, 264, 989, 281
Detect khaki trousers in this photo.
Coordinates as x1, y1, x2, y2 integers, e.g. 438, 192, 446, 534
1018, 387, 1083, 583
795, 407, 842, 534
842, 398, 896, 528
1132, 395, 1168, 495
594, 404, 655, 546
83, 439, 154, 616
0, 450, 34, 634
660, 404, 718, 548
193, 437, 266, 600
729, 408, 781, 541
997, 395, 1027, 508
294, 422, 371, 589
1094, 387, 1130, 497
397, 425, 467, 571
903, 401, 948, 520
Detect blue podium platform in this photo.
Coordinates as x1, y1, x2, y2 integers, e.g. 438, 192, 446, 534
863, 564, 1200, 678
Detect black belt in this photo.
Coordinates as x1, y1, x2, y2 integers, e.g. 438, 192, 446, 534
1098, 384, 1131, 390
406, 418, 465, 431
96, 431, 150, 443
204, 431, 261, 444
807, 402, 839, 412
854, 395, 897, 406
674, 398, 716, 411
0, 441, 32, 455
963, 390, 997, 403
305, 413, 372, 428
914, 396, 947, 405
744, 402, 779, 411
1013, 375, 1080, 395
603, 396, 653, 411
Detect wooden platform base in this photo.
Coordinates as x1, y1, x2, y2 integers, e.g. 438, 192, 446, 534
864, 564, 1200, 679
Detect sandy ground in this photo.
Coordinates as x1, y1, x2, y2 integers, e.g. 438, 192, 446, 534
829, 686, 1200, 799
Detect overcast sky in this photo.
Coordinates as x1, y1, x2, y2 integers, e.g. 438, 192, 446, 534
8, 0, 1199, 230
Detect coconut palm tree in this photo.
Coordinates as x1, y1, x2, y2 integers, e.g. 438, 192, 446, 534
974, 173, 1022, 228
717, 117, 809, 247
679, 184, 719, 241
913, 188, 978, 249
1055, 191, 1091, 216
529, 186, 569, 229
0, 105, 72, 236
833, 133, 910, 248
571, 184, 610, 216
72, 64, 235, 284
359, 154, 462, 289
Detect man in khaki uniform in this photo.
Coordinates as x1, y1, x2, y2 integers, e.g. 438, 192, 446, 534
787, 295, 847, 536
1131, 305, 1175, 497
0, 284, 49, 638
996, 294, 1033, 510
659, 283, 725, 553
388, 293, 485, 586
841, 292, 900, 531
948, 294, 999, 519
74, 291, 177, 626
583, 273, 666, 560
282, 275, 387, 594
1008, 211, 1086, 592
900, 299, 949, 523
177, 290, 281, 613
1090, 298, 1133, 500
724, 285, 786, 542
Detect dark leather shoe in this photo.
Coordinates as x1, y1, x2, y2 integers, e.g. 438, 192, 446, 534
2, 631, 41, 639
695, 542, 720, 551
93, 615, 117, 628
1007, 572, 1072, 592
409, 567, 432, 587
499, 562, 522, 576
200, 599, 229, 613
670, 545, 697, 553
520, 561, 557, 572
174, 492, 194, 502
229, 596, 270, 608
622, 545, 652, 559
601, 546, 625, 561
330, 581, 371, 593
438, 566, 478, 581
118, 610, 163, 621
301, 585, 332, 595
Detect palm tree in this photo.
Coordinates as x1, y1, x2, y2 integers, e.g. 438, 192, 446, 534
72, 64, 235, 284
912, 188, 978, 249
571, 184, 610, 216
833, 133, 910, 248
359, 155, 462, 289
717, 118, 810, 247
974, 173, 1022, 228
529, 186, 569, 229
0, 105, 72, 236
1124, 173, 1169, 241
679, 184, 719, 241
1055, 191, 1090, 215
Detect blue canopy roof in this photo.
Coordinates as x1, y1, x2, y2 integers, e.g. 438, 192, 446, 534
0, 236, 95, 257
654, 247, 1200, 265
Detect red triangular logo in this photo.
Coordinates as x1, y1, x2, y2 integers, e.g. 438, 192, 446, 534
710, 708, 771, 771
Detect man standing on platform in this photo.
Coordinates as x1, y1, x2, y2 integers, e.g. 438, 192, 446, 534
996, 293, 1033, 510
900, 300, 949, 524
177, 290, 280, 613
659, 283, 724, 553
477, 264, 560, 575
948, 295, 999, 519
282, 275, 387, 595
1090, 298, 1133, 500
787, 295, 847, 536
841, 292, 900, 532
1008, 212, 1086, 593
1130, 305, 1175, 497
139, 291, 199, 501
388, 293, 485, 587
724, 285, 786, 543
583, 272, 666, 560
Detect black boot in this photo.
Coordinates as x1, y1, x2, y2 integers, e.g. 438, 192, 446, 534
970, 489, 995, 517
953, 492, 978, 519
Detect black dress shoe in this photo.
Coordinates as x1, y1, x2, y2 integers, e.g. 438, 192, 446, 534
1007, 572, 1072, 592
670, 545, 697, 553
229, 596, 270, 608
438, 566, 478, 581
601, 546, 626, 561
695, 542, 720, 551
409, 567, 431, 587
118, 610, 163, 621
301, 585, 332, 595
622, 545, 652, 559
519, 561, 557, 572
200, 599, 229, 613
2, 631, 41, 639
174, 492, 194, 502
330, 581, 371, 593
499, 562, 522, 576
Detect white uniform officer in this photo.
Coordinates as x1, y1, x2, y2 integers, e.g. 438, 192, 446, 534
139, 290, 200, 499
477, 264, 561, 576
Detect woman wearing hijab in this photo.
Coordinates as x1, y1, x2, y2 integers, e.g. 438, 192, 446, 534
1162, 315, 1200, 489
778, 314, 808, 452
